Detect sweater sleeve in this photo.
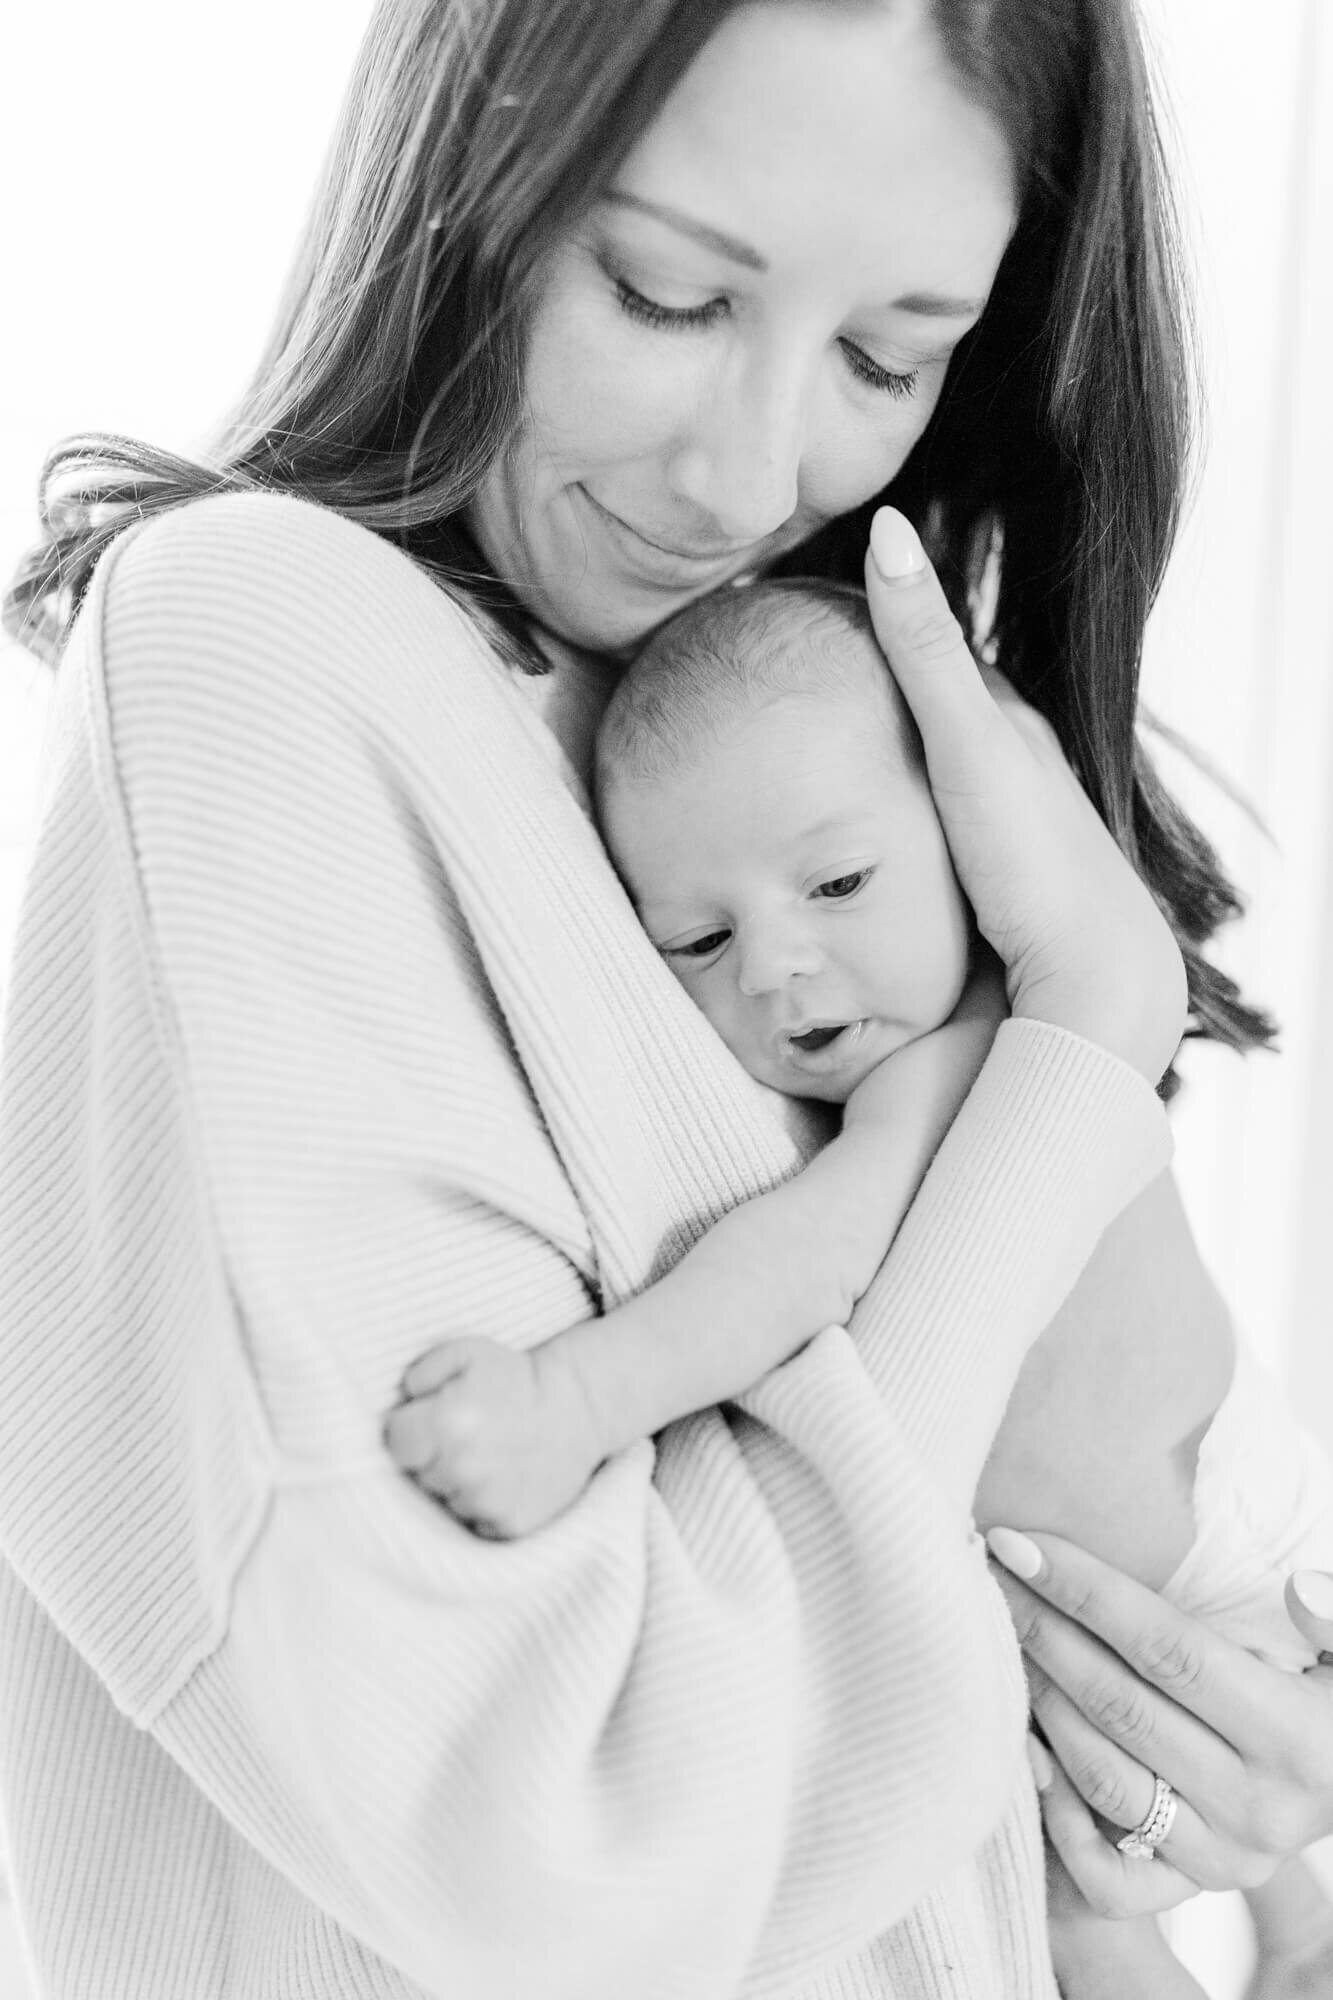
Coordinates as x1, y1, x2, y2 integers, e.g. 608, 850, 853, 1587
0, 495, 1171, 2000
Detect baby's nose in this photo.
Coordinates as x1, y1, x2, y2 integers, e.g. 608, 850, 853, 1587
734, 924, 821, 997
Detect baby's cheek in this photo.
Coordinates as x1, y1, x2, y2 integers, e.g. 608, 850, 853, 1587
902, 862, 973, 1025
687, 979, 763, 1075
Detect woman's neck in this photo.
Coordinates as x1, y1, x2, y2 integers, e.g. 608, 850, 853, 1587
520, 629, 625, 787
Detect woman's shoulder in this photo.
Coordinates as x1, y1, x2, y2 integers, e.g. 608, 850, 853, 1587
102, 487, 473, 609
88, 489, 500, 736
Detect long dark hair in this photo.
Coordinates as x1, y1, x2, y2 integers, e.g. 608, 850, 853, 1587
3, 0, 1273, 1062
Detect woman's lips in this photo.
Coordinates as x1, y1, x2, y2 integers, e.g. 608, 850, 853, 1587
575, 485, 759, 588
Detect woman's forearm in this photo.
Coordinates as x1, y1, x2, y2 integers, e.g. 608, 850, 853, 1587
974, 1168, 1232, 1589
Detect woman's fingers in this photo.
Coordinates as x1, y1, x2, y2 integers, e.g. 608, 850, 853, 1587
988, 1527, 1278, 1754
990, 1528, 1333, 1861
865, 509, 1009, 795
1028, 1736, 1204, 1919
866, 513, 1061, 769
1285, 1571, 1333, 1669
1027, 1666, 1265, 1893
864, 509, 1186, 1082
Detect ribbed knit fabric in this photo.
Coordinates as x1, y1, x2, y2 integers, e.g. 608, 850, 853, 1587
0, 494, 1172, 2000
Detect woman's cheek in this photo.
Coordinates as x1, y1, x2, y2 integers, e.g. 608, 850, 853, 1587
799, 387, 931, 522
823, 355, 958, 514
594, 324, 716, 464
532, 307, 701, 471
799, 423, 907, 522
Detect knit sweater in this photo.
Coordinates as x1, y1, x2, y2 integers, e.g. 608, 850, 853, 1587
0, 493, 1171, 2000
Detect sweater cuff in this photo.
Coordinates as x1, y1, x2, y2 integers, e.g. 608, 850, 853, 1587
965, 1013, 1173, 1193
850, 1016, 1174, 1506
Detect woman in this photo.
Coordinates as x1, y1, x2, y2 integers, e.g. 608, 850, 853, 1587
2, 2, 1332, 1996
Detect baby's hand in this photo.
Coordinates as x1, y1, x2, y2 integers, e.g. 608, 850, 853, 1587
383, 1336, 605, 1538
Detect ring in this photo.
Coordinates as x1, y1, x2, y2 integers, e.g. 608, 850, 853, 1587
1115, 1775, 1178, 1860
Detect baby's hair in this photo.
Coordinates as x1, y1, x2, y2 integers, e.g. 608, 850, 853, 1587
595, 578, 921, 803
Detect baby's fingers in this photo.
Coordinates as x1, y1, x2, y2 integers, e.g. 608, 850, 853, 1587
385, 1339, 486, 1472
383, 1396, 443, 1474
400, 1337, 484, 1399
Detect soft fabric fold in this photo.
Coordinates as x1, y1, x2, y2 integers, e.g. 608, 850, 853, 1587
0, 493, 1170, 1998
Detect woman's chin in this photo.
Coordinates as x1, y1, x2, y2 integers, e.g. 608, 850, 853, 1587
523, 582, 711, 660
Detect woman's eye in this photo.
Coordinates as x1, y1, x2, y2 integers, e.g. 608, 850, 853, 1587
814, 870, 870, 901
839, 340, 919, 401
615, 278, 729, 332
662, 928, 731, 961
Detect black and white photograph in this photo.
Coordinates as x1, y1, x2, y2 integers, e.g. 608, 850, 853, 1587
2, 2, 1331, 1995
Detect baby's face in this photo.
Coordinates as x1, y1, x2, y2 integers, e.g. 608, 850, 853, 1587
603, 688, 972, 1103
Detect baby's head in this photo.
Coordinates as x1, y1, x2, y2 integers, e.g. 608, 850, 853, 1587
595, 580, 973, 1104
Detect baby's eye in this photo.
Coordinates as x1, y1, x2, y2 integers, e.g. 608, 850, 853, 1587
661, 928, 731, 961
813, 870, 871, 901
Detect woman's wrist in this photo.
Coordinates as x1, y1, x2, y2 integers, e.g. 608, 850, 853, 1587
1009, 927, 1187, 1088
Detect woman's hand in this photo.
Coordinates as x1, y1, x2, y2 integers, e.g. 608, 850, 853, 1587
864, 509, 1187, 1084
986, 1527, 1333, 1919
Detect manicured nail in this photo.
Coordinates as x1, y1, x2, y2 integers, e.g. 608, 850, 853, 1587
1025, 1734, 1054, 1791
870, 507, 925, 582
1291, 1570, 1333, 1621
987, 1527, 1044, 1580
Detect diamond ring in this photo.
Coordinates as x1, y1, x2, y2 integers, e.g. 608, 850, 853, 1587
1115, 1775, 1178, 1860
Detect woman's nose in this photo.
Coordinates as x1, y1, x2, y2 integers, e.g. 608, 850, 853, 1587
734, 921, 821, 998
668, 350, 808, 545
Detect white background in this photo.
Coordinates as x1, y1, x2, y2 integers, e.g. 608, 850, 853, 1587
1, 4, 1331, 1995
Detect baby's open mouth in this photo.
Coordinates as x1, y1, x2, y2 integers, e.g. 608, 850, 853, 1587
788, 1023, 850, 1054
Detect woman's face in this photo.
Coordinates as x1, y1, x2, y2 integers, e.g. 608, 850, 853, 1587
470, 0, 1017, 653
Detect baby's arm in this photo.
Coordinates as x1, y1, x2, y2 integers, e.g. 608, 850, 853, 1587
386, 972, 1004, 1536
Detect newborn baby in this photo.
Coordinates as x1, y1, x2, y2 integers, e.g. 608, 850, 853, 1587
390, 578, 1002, 1528
388, 578, 1333, 1997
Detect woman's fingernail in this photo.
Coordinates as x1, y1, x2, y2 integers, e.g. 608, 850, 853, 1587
987, 1527, 1044, 1580
1291, 1570, 1333, 1621
870, 507, 925, 582
1025, 1734, 1054, 1791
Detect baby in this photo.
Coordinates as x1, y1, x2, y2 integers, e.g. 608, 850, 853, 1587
386, 579, 1333, 1995
389, 579, 1003, 1530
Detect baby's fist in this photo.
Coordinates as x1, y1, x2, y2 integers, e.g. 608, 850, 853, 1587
384, 1336, 600, 1538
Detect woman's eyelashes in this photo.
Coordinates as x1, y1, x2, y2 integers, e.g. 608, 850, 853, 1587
610, 272, 921, 401
837, 344, 920, 402
614, 277, 728, 332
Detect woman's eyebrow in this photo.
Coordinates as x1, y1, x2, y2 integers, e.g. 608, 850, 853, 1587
891, 290, 987, 319
604, 192, 769, 270
601, 192, 984, 317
